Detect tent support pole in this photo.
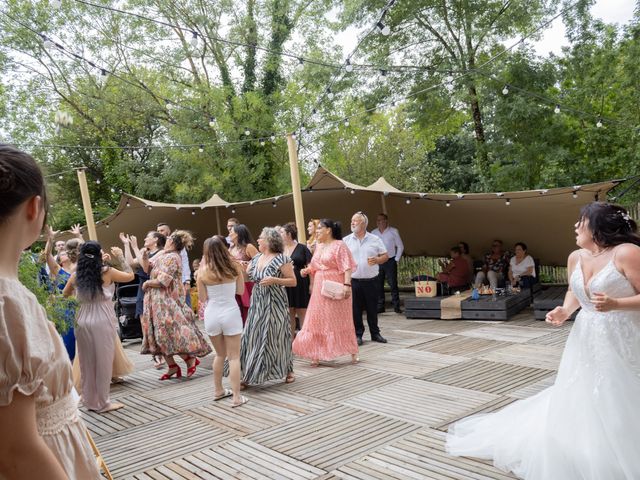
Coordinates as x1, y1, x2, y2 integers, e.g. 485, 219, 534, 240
77, 168, 98, 240
380, 193, 388, 215
215, 207, 222, 235
286, 134, 307, 243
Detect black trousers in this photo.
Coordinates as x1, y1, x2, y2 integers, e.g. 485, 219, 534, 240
378, 258, 400, 310
352, 277, 381, 338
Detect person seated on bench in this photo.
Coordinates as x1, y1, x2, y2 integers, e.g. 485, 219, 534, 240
508, 242, 536, 289
474, 239, 510, 289
437, 246, 471, 291
458, 241, 474, 283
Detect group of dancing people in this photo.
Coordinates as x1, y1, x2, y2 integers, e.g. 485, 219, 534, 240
2, 143, 640, 479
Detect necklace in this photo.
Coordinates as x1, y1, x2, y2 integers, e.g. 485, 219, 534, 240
588, 247, 610, 258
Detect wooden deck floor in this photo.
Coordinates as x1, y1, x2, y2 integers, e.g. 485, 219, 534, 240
83, 308, 572, 479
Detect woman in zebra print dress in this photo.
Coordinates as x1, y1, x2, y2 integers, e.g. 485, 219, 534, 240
238, 227, 297, 386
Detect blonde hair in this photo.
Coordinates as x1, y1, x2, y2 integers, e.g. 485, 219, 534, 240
170, 230, 194, 251
307, 218, 320, 246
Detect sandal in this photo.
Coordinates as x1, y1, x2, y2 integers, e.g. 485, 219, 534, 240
214, 388, 233, 401
285, 373, 295, 384
351, 354, 360, 365
310, 360, 319, 368
231, 396, 249, 408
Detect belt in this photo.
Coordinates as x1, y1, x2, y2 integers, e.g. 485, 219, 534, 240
352, 277, 378, 282
36, 393, 79, 436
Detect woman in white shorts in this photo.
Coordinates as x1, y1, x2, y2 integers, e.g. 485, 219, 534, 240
197, 235, 247, 407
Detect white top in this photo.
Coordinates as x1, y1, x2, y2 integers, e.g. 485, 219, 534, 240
180, 248, 191, 284
205, 281, 237, 306
371, 226, 404, 262
343, 232, 387, 279
510, 255, 536, 278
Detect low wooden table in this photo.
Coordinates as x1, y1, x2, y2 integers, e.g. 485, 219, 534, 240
533, 286, 579, 320
405, 296, 448, 319
460, 290, 531, 320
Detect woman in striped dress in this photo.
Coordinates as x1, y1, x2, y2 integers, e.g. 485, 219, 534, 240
238, 227, 297, 386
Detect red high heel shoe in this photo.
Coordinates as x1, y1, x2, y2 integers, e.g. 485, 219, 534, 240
159, 365, 182, 381
187, 357, 199, 378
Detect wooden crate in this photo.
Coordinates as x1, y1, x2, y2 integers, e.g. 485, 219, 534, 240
533, 286, 579, 320
460, 291, 531, 320
404, 296, 448, 319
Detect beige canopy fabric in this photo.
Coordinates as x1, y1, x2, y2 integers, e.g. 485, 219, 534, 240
74, 166, 623, 266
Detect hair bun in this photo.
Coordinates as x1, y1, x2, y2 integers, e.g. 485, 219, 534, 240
0, 162, 16, 192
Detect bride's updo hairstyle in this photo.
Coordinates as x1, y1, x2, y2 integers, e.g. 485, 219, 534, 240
0, 144, 48, 226
579, 202, 640, 247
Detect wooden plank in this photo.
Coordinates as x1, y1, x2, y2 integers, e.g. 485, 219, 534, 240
458, 325, 552, 343
342, 379, 499, 427
419, 359, 554, 396
359, 349, 467, 378
410, 335, 512, 357
477, 343, 565, 371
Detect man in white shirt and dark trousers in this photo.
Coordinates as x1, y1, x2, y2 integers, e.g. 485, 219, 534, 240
344, 212, 389, 346
372, 213, 404, 314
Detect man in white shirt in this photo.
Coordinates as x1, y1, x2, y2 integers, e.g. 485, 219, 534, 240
372, 213, 404, 314
344, 212, 389, 345
157, 222, 192, 306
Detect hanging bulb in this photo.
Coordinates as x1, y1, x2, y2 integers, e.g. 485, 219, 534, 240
596, 118, 603, 128
209, 117, 216, 127
343, 119, 350, 127
190, 31, 199, 48
231, 208, 236, 214
95, 179, 101, 184
502, 85, 509, 95
326, 88, 334, 100
296, 57, 304, 70
191, 209, 196, 215
376, 21, 390, 36
405, 198, 411, 204
554, 105, 560, 114
272, 201, 277, 208
380, 69, 387, 77
260, 139, 266, 146
58, 175, 63, 180
110, 187, 115, 193
350, 189, 355, 195
244, 128, 250, 136
505, 198, 511, 206
445, 201, 451, 207
198, 144, 204, 153
572, 190, 578, 199
291, 132, 297, 139
105, 223, 110, 229
98, 69, 107, 87
126, 200, 131, 207
311, 108, 317, 115
270, 134, 276, 142
345, 59, 353, 72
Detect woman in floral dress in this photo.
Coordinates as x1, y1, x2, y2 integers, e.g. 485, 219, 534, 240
141, 230, 211, 380
293, 219, 359, 366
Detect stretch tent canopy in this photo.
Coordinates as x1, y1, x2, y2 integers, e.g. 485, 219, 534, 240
78, 166, 623, 266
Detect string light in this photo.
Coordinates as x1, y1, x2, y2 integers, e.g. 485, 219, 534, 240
244, 128, 250, 136
343, 119, 350, 127
270, 134, 276, 142
350, 189, 355, 194
376, 21, 391, 36
209, 117, 216, 127
345, 59, 353, 72
272, 201, 277, 208
190, 31, 198, 48
554, 105, 561, 114
572, 190, 578, 199
191, 209, 195, 215
231, 208, 236, 214
505, 198, 511, 206
126, 200, 131, 207
596, 118, 603, 128
198, 144, 204, 153
445, 201, 451, 207
502, 85, 509, 95
95, 179, 101, 184
105, 223, 110, 228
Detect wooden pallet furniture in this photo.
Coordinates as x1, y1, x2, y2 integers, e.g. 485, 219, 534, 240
460, 290, 532, 320
404, 295, 449, 319
533, 286, 579, 320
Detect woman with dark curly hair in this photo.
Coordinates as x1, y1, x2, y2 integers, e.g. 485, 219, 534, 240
141, 230, 212, 380
447, 202, 640, 479
63, 241, 134, 413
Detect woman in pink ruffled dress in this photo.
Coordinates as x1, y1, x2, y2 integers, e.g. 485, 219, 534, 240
292, 219, 359, 366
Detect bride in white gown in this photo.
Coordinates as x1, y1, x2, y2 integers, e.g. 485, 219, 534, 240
446, 202, 640, 479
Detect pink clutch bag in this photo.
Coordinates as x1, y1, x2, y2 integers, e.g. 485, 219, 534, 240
321, 280, 347, 300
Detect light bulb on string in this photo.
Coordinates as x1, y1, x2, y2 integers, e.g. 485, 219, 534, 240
209, 117, 216, 127
126, 200, 131, 207
198, 144, 204, 153
572, 190, 578, 199
380, 69, 387, 77
345, 59, 353, 73
376, 21, 391, 36
405, 198, 411, 204
596, 118, 603, 128
326, 88, 334, 100
554, 105, 560, 114
58, 175, 63, 180
105, 223, 110, 229
190, 31, 199, 48
191, 209, 196, 215
445, 201, 451, 207
272, 201, 277, 208
244, 128, 250, 136
270, 134, 276, 142
505, 198, 511, 206
260, 139, 265, 146
97, 69, 107, 87
296, 57, 304, 70
343, 118, 350, 127
110, 187, 115, 193
502, 85, 509, 95
95, 179, 101, 184
350, 189, 355, 195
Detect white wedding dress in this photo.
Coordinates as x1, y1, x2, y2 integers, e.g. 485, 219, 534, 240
446, 254, 640, 479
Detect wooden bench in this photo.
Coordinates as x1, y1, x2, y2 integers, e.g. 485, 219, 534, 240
533, 286, 579, 320
405, 296, 448, 319
460, 290, 531, 320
